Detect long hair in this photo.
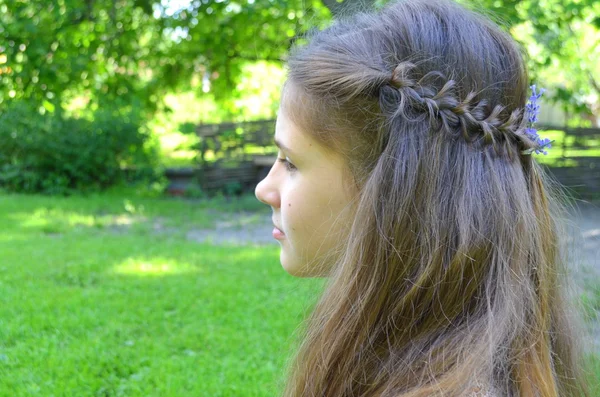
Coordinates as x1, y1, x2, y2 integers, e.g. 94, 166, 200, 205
278, 0, 592, 396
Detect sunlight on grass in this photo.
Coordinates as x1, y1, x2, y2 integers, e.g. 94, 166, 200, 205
111, 257, 203, 277
10, 207, 147, 234
11, 208, 97, 229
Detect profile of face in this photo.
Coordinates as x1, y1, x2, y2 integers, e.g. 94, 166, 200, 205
254, 107, 357, 277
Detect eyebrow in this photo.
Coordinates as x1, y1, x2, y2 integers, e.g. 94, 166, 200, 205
274, 138, 297, 157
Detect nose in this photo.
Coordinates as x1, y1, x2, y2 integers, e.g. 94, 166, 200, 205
255, 164, 281, 208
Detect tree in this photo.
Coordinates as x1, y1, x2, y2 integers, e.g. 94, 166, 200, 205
0, 0, 332, 118
1, 0, 597, 124
459, 0, 600, 125
0, 0, 171, 117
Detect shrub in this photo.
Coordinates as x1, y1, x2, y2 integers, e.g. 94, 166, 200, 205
0, 100, 160, 195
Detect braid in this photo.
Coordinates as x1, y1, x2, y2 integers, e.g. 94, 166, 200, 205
381, 61, 529, 159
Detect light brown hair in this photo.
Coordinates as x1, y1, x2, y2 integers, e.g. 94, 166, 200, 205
278, 0, 592, 396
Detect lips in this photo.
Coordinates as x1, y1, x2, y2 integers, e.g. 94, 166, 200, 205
272, 219, 285, 239
272, 227, 285, 240
272, 219, 284, 234
273, 225, 284, 234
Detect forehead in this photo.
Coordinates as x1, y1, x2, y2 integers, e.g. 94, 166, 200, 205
275, 109, 322, 156
279, 80, 348, 157
277, 85, 339, 156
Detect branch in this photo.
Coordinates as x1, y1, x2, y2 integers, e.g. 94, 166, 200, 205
589, 71, 600, 96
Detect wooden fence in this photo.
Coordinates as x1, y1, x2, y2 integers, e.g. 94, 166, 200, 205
195, 119, 276, 165
537, 125, 600, 199
165, 119, 277, 195
166, 120, 600, 199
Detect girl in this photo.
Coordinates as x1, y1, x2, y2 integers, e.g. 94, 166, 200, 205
255, 0, 592, 395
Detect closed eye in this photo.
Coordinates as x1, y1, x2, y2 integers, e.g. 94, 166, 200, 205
277, 157, 297, 172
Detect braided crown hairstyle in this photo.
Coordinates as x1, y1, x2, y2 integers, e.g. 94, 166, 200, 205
385, 62, 528, 159
279, 0, 590, 396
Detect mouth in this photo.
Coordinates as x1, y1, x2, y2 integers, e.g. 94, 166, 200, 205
272, 225, 285, 240
272, 219, 284, 233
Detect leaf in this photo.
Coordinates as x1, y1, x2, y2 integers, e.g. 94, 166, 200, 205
42, 100, 55, 113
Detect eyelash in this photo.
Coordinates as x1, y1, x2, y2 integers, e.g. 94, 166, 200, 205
277, 157, 297, 172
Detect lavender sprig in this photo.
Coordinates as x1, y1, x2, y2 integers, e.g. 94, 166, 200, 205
522, 84, 553, 155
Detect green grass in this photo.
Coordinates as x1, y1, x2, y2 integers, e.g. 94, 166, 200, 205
0, 189, 325, 396
585, 354, 600, 395
579, 275, 600, 394
1, 187, 599, 395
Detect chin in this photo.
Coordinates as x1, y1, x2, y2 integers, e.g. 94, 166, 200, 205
280, 251, 329, 278
283, 266, 317, 278
280, 257, 308, 277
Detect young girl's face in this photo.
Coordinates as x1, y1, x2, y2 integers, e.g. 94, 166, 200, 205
255, 108, 356, 277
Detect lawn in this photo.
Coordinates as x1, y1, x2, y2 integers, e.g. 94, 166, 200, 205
0, 187, 598, 396
0, 188, 325, 396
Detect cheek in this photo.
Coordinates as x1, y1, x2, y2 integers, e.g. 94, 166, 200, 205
281, 187, 309, 236
281, 198, 296, 232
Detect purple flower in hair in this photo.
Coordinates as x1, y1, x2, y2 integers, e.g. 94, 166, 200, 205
522, 85, 552, 155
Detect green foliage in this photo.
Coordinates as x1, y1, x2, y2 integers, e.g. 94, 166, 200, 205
457, 0, 600, 121
172, 0, 599, 121
4, 0, 594, 121
0, 0, 168, 116
0, 100, 160, 195
147, 0, 330, 120
1, 0, 598, 174
183, 183, 207, 199
0, 0, 329, 120
223, 181, 244, 196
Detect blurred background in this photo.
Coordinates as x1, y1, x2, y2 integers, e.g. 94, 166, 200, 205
0, 0, 599, 395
